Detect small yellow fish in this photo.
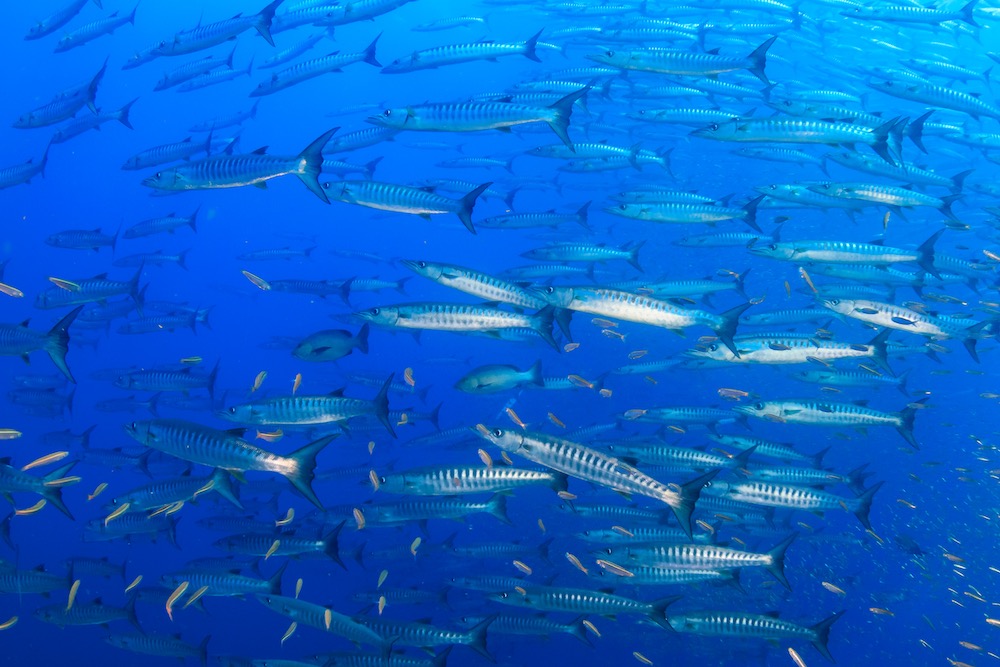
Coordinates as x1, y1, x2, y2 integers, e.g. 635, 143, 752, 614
537, 518, 546, 534
556, 490, 577, 500
251, 370, 267, 393
281, 621, 297, 645
644, 376, 657, 385
563, 342, 580, 352
104, 503, 130, 526
275, 508, 295, 527
179, 356, 202, 365
242, 270, 272, 291
404, 367, 415, 387
125, 575, 142, 595
166, 581, 189, 621
368, 441, 375, 455
192, 480, 214, 499
717, 388, 749, 401
0, 429, 22, 440
611, 525, 634, 537
410, 537, 421, 556
369, 470, 381, 492
592, 318, 617, 328
567, 374, 594, 389
623, 409, 647, 420
264, 540, 280, 560
397, 413, 409, 426
959, 641, 983, 651
897, 499, 916, 509
565, 552, 588, 575
48, 277, 80, 292
784, 280, 791, 297
21, 451, 69, 471
377, 570, 388, 588
788, 647, 807, 667
513, 560, 532, 575
547, 412, 566, 428
514, 586, 527, 596
628, 350, 648, 360
869, 607, 894, 616
882, 211, 890, 232
66, 579, 80, 611
378, 595, 386, 615
985, 618, 1000, 627
477, 449, 493, 468
184, 585, 209, 609
602, 329, 626, 341
633, 651, 653, 665
292, 373, 302, 395
799, 267, 818, 293
0, 616, 17, 631
14, 500, 46, 516
984, 249, 1000, 262
599, 388, 612, 398
505, 407, 526, 429
43, 475, 80, 488
256, 429, 284, 443
500, 451, 513, 466
821, 582, 846, 596
0, 283, 23, 298
596, 559, 633, 577
582, 619, 600, 637
295, 578, 303, 599
324, 609, 332, 630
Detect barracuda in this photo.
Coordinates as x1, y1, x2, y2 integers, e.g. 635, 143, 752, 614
122, 136, 212, 170
258, 593, 390, 649
604, 442, 754, 471
743, 463, 871, 491
35, 597, 140, 630
356, 302, 560, 350
869, 78, 1000, 121
748, 230, 943, 276
822, 298, 987, 360
808, 182, 960, 220
375, 465, 567, 495
143, 128, 337, 202
533, 285, 750, 357
577, 525, 714, 544
107, 468, 241, 512
323, 180, 490, 233
693, 116, 904, 165
363, 494, 511, 526
218, 374, 394, 435
607, 195, 763, 230
707, 480, 883, 529
733, 398, 926, 448
354, 615, 495, 660
476, 426, 716, 537
708, 433, 824, 467
367, 87, 588, 150
792, 367, 910, 395
0, 145, 49, 189
460, 613, 591, 646
606, 534, 797, 589
153, 0, 283, 55
588, 36, 777, 84
162, 561, 285, 598
26, 0, 98, 40
844, 1, 976, 26
522, 240, 645, 270
0, 460, 77, 519
382, 30, 542, 73
740, 307, 838, 327
665, 610, 845, 662
251, 35, 382, 96
214, 525, 343, 565
627, 107, 744, 126
105, 634, 209, 664
479, 202, 592, 230
0, 566, 68, 595
490, 585, 677, 629
36, 268, 144, 310
54, 5, 137, 52
0, 306, 81, 383
825, 152, 970, 192
13, 59, 107, 128
122, 420, 335, 508
116, 361, 219, 398
689, 329, 892, 371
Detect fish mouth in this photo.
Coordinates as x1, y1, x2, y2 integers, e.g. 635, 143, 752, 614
398, 259, 421, 272
730, 405, 753, 416
140, 177, 159, 188
365, 115, 386, 126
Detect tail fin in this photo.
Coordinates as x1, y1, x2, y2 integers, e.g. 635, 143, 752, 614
41, 461, 77, 520
939, 193, 961, 221
734, 268, 750, 299
86, 57, 108, 114
364, 156, 383, 179
197, 635, 210, 667
566, 616, 594, 647
284, 434, 339, 509
254, 0, 283, 46
741, 195, 764, 232
576, 201, 591, 230
553, 307, 574, 341
465, 614, 496, 662
950, 169, 973, 194
915, 229, 944, 279
648, 595, 682, 631
895, 398, 926, 449
117, 98, 138, 129
711, 302, 752, 358
296, 128, 339, 203
527, 359, 543, 387
267, 560, 287, 595
962, 320, 990, 362
627, 239, 645, 272
904, 111, 930, 154
44, 306, 83, 384
487, 494, 511, 525
959, 0, 978, 25
670, 469, 718, 539
870, 117, 899, 165
809, 611, 846, 662
530, 305, 559, 351
355, 323, 370, 354
372, 374, 395, 437
545, 87, 588, 151
456, 182, 492, 234
745, 36, 777, 85
523, 29, 543, 62
362, 33, 382, 67
851, 481, 883, 530
322, 520, 346, 570
764, 533, 797, 591
210, 469, 242, 509
206, 359, 220, 402
866, 328, 893, 375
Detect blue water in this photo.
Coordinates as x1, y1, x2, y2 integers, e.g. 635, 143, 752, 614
1, 0, 997, 665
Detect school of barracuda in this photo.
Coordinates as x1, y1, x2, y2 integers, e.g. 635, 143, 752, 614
2, 0, 1000, 665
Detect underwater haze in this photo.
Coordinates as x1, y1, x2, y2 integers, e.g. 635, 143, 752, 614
1, 0, 999, 665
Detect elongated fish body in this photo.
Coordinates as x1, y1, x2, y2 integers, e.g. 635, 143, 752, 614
825, 152, 967, 190
748, 231, 943, 268
45, 228, 117, 251
155, 51, 235, 90
604, 443, 746, 471
868, 78, 1000, 121
261, 32, 324, 69
708, 480, 882, 529
708, 433, 822, 467
115, 364, 217, 395
843, 0, 976, 24
155, 0, 283, 56
0, 567, 68, 594
122, 136, 211, 170
50, 98, 136, 144
628, 107, 745, 126
690, 330, 890, 368
219, 392, 387, 427
13, 60, 107, 127
108, 469, 241, 511
143, 128, 336, 202
578, 525, 713, 544
476, 427, 714, 537
354, 614, 495, 659
522, 241, 644, 269
0, 461, 76, 519
251, 36, 381, 97
257, 594, 389, 650
588, 37, 777, 84
607, 198, 760, 228
356, 303, 558, 349
488, 585, 674, 629
0, 145, 49, 189
791, 368, 909, 394
666, 611, 845, 662
809, 182, 957, 218
35, 599, 139, 629
54, 5, 137, 52
402, 260, 547, 309
122, 419, 335, 508
161, 564, 283, 598
363, 495, 510, 526
25, 0, 91, 40
376, 465, 564, 495
478, 203, 590, 230
105, 634, 209, 663
0, 306, 81, 382
189, 102, 259, 132
821, 298, 955, 337
175, 63, 253, 93
382, 31, 542, 73
323, 180, 490, 233
368, 87, 587, 150
213, 528, 340, 561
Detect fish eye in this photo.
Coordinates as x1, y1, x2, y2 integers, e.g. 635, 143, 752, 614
492, 428, 503, 437
709, 344, 718, 351
383, 110, 391, 116
499, 592, 508, 599
829, 299, 839, 305
768, 244, 777, 250
379, 476, 386, 484
228, 407, 237, 414
154, 172, 161, 179
418, 261, 427, 268
605, 547, 612, 555
129, 421, 136, 430
768, 184, 777, 190
709, 123, 719, 131
370, 308, 380, 315
545, 287, 555, 294
754, 402, 764, 409
606, 50, 615, 57
619, 204, 627, 210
